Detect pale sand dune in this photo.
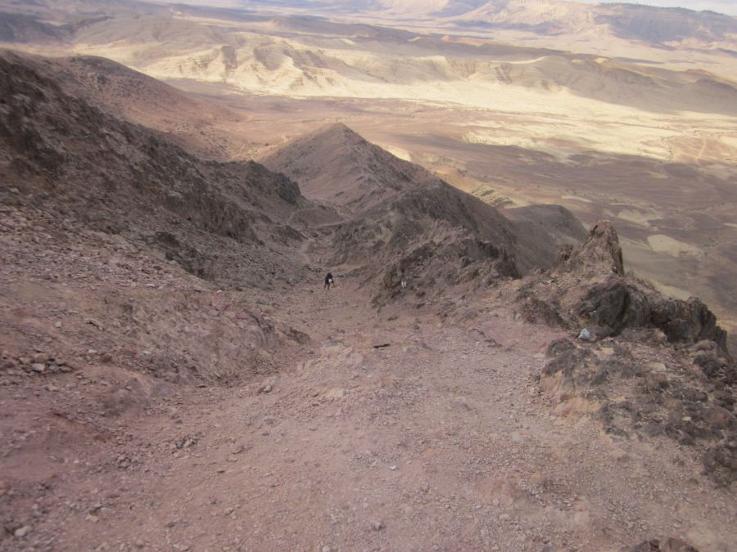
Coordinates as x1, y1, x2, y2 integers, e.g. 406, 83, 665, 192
616, 208, 662, 227
647, 234, 704, 258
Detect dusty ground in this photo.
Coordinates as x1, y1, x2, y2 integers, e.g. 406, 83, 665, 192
3, 248, 737, 552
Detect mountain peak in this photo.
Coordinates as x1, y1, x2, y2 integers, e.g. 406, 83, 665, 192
262, 124, 438, 214
307, 122, 367, 145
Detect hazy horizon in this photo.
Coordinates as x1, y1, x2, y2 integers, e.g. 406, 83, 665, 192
580, 0, 737, 16
152, 0, 737, 17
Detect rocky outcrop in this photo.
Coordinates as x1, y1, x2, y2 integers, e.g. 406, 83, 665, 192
531, 220, 736, 485
542, 331, 737, 486
518, 220, 731, 356
575, 277, 729, 350
559, 220, 625, 276
330, 180, 523, 306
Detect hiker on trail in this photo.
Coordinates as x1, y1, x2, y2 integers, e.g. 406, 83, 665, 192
324, 272, 334, 290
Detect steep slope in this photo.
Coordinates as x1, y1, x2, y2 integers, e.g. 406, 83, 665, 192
0, 49, 317, 287
52, 55, 252, 160
261, 123, 448, 215
264, 124, 587, 303
2, 48, 736, 552
330, 178, 521, 306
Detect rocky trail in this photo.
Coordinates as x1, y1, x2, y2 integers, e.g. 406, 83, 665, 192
3, 261, 736, 551
1, 48, 736, 552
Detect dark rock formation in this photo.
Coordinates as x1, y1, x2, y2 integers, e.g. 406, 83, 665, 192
576, 277, 729, 351
559, 220, 624, 276
518, 220, 731, 357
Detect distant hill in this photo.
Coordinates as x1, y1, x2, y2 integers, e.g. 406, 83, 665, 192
2, 1, 737, 116
454, 1, 737, 45
0, 12, 69, 43
237, 0, 737, 47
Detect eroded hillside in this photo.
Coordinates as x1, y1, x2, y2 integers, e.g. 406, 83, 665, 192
2, 0, 737, 345
1, 49, 736, 552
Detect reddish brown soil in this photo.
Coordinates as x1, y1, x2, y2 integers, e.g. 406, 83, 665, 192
3, 257, 737, 551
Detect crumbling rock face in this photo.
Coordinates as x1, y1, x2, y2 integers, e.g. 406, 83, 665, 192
576, 276, 650, 336
575, 277, 728, 350
650, 296, 728, 352
373, 235, 520, 307
330, 174, 587, 307
542, 335, 737, 486
331, 181, 525, 306
517, 220, 731, 356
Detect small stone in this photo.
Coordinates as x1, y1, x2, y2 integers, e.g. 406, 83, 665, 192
258, 383, 273, 394
31, 363, 46, 373
14, 526, 31, 538
371, 520, 385, 531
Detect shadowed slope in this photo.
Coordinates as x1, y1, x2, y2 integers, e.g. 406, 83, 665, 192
0, 49, 317, 286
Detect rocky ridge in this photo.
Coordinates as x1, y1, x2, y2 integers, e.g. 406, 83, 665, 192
508, 222, 737, 487
1, 47, 735, 552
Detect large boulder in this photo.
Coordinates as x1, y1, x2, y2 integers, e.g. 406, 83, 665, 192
576, 276, 650, 337
575, 277, 729, 353
651, 297, 728, 352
